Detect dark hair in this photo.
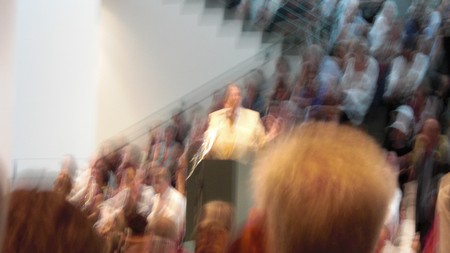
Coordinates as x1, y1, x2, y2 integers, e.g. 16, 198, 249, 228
402, 35, 417, 51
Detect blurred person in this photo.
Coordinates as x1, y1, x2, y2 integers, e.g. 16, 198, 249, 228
316, 41, 346, 106
383, 105, 415, 189
111, 166, 136, 197
150, 125, 183, 187
372, 21, 402, 63
339, 39, 379, 125
80, 158, 111, 224
331, 1, 369, 44
96, 169, 154, 239
204, 84, 278, 161
231, 122, 396, 253
269, 77, 291, 103
411, 118, 449, 246
409, 85, 443, 136
291, 44, 324, 108
384, 36, 429, 106
148, 217, 178, 253
118, 208, 151, 253
116, 144, 141, 185
2, 189, 106, 253
195, 201, 234, 253
291, 61, 319, 108
98, 138, 123, 175
368, 1, 398, 53
68, 154, 98, 204
242, 76, 266, 117
171, 110, 191, 145
147, 167, 186, 242
276, 100, 299, 135
267, 56, 294, 97
261, 101, 280, 132
143, 124, 164, 163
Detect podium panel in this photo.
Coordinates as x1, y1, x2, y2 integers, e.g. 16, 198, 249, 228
185, 160, 252, 240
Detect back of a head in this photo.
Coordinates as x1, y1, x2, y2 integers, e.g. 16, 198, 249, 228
2, 190, 105, 253
252, 122, 395, 253
148, 217, 177, 253
195, 201, 234, 253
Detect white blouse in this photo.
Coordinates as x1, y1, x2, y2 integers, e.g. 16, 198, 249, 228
340, 56, 379, 125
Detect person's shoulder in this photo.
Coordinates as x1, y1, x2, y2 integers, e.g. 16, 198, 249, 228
209, 108, 227, 117
170, 187, 186, 203
240, 108, 260, 118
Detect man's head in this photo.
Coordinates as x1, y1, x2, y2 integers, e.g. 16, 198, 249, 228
2, 190, 106, 253
421, 118, 440, 149
252, 122, 396, 253
224, 84, 242, 110
152, 167, 171, 194
164, 125, 177, 143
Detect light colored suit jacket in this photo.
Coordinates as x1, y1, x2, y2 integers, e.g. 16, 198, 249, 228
205, 107, 266, 161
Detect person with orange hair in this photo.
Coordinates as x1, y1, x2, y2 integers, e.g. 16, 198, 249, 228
230, 122, 396, 253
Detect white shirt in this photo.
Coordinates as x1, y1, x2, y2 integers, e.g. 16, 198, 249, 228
340, 56, 379, 125
384, 53, 429, 100
137, 185, 155, 217
147, 187, 186, 236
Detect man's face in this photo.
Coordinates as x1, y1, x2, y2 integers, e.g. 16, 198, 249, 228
225, 86, 241, 109
153, 176, 168, 194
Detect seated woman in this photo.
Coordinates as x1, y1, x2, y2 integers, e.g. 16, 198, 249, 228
269, 77, 291, 103
339, 38, 379, 125
368, 1, 398, 53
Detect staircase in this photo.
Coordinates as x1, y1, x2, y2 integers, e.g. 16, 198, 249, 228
12, 0, 324, 189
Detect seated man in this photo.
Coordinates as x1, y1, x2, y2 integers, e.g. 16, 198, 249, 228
229, 122, 396, 253
147, 167, 186, 241
203, 84, 277, 162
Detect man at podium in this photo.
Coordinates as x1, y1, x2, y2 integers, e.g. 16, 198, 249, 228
203, 84, 277, 161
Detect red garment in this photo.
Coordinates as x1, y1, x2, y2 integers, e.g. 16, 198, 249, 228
422, 214, 438, 253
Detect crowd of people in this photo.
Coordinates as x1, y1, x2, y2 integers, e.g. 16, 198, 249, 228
2, 0, 450, 252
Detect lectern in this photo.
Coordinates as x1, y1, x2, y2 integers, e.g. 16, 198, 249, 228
185, 159, 253, 240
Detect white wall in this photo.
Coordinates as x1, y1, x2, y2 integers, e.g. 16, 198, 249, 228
13, 0, 100, 164
97, 0, 263, 142
0, 0, 15, 180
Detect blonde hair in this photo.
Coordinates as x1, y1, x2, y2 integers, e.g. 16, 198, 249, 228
195, 201, 234, 253
252, 122, 395, 253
